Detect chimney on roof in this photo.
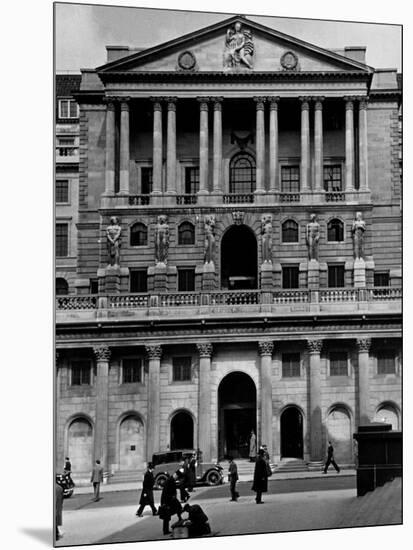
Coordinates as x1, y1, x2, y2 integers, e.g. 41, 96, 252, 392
106, 45, 130, 63
344, 47, 366, 64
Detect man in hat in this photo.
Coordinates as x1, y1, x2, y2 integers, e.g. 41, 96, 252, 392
136, 462, 158, 517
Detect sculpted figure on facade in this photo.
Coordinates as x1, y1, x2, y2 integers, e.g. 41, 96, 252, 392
204, 215, 216, 264
155, 215, 169, 265
352, 211, 366, 260
261, 215, 273, 264
223, 22, 254, 69
306, 213, 320, 261
106, 216, 122, 266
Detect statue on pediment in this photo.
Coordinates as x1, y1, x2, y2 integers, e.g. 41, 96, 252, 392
224, 22, 254, 69
204, 215, 216, 264
306, 213, 320, 261
155, 215, 169, 265
106, 216, 121, 266
261, 215, 273, 264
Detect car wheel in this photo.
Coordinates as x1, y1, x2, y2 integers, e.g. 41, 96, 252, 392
206, 470, 221, 486
64, 489, 74, 498
155, 473, 168, 490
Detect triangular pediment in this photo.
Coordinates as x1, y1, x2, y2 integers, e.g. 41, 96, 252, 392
97, 15, 373, 76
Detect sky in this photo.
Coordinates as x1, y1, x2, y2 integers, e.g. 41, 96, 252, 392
55, 2, 402, 72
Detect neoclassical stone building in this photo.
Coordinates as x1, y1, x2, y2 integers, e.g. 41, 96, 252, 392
55, 15, 401, 479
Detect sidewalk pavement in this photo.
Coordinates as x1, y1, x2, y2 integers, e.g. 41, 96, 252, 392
74, 468, 356, 495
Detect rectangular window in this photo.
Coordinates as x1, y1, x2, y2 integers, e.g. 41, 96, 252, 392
323, 165, 342, 192
330, 351, 348, 376
122, 358, 142, 383
328, 264, 345, 288
90, 279, 99, 294
178, 268, 195, 292
185, 167, 200, 194
56, 179, 69, 203
282, 266, 299, 289
56, 223, 69, 257
374, 272, 390, 287
282, 353, 301, 377
71, 360, 91, 386
281, 166, 300, 193
377, 351, 396, 375
141, 167, 153, 194
173, 357, 192, 382
58, 99, 79, 119
130, 270, 147, 293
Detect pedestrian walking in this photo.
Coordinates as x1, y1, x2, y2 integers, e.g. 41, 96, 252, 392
323, 441, 340, 474
64, 457, 71, 474
249, 429, 257, 462
158, 473, 183, 535
182, 503, 211, 537
136, 462, 158, 517
228, 456, 239, 501
90, 459, 104, 501
187, 453, 197, 492
55, 479, 64, 541
252, 448, 269, 504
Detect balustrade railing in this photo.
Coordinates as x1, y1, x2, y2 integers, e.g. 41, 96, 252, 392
279, 192, 300, 203
368, 287, 402, 300
209, 290, 260, 305
176, 194, 197, 205
223, 193, 254, 204
56, 146, 78, 157
109, 294, 149, 308
57, 295, 97, 310
128, 195, 150, 206
325, 191, 345, 202
319, 288, 359, 302
273, 290, 309, 303
159, 293, 201, 307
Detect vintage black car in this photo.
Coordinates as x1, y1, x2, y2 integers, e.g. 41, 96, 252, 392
152, 449, 224, 489
56, 472, 75, 498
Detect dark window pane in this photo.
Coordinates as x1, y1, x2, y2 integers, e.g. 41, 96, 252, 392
377, 351, 396, 375
330, 351, 347, 376
71, 360, 91, 385
59, 100, 69, 118
141, 167, 153, 194
130, 270, 147, 293
178, 268, 195, 292
327, 219, 344, 241
282, 266, 299, 289
282, 353, 300, 377
56, 278, 68, 295
69, 100, 79, 118
282, 220, 299, 243
281, 166, 300, 193
173, 357, 192, 381
374, 272, 390, 287
178, 222, 195, 245
185, 167, 199, 194
230, 153, 256, 193
56, 180, 69, 203
56, 224, 68, 257
130, 223, 147, 246
328, 265, 345, 287
122, 358, 142, 383
90, 279, 99, 294
323, 165, 342, 191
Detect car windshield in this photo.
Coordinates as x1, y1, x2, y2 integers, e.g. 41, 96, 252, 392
152, 451, 183, 466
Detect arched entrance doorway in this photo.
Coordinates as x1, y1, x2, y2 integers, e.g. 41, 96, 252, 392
280, 407, 303, 458
170, 410, 194, 450
221, 225, 257, 289
68, 417, 93, 472
218, 372, 256, 459
119, 415, 145, 470
326, 406, 352, 462
374, 403, 399, 429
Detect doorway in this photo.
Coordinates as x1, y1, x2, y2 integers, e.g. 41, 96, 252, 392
218, 372, 256, 459
221, 225, 258, 289
280, 406, 303, 459
119, 415, 145, 470
170, 410, 194, 450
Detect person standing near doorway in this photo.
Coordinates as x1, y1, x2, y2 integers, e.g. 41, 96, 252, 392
187, 453, 197, 492
252, 448, 269, 503
323, 441, 340, 474
90, 459, 104, 501
249, 430, 257, 462
228, 456, 239, 501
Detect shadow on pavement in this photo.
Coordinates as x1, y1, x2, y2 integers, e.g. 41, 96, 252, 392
20, 528, 52, 546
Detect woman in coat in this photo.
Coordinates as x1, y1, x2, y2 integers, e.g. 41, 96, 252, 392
249, 430, 257, 462
159, 473, 182, 535
251, 448, 269, 504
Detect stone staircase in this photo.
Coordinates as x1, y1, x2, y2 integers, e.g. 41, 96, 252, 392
108, 469, 144, 484
273, 458, 310, 474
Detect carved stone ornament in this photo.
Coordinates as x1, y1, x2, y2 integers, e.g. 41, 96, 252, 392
223, 22, 254, 69
230, 131, 254, 150
232, 211, 245, 225
352, 211, 366, 260
155, 215, 169, 265
261, 214, 273, 264
280, 51, 298, 71
106, 216, 122, 266
145, 345, 162, 360
93, 345, 111, 362
307, 339, 323, 354
177, 50, 197, 71
204, 215, 216, 264
306, 213, 320, 261
258, 341, 274, 356
356, 338, 371, 353
197, 343, 213, 358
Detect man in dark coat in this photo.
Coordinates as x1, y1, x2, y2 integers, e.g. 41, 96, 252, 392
187, 454, 197, 492
323, 441, 340, 474
90, 459, 104, 501
55, 481, 64, 541
252, 448, 269, 504
182, 503, 211, 537
136, 463, 158, 517
159, 473, 182, 535
228, 456, 239, 501
176, 463, 190, 503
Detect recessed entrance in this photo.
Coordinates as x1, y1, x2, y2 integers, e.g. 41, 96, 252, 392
221, 225, 257, 289
170, 410, 194, 450
280, 406, 303, 459
218, 372, 256, 459
119, 415, 145, 470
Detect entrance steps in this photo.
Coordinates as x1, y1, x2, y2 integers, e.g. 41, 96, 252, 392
273, 458, 310, 474
108, 469, 144, 484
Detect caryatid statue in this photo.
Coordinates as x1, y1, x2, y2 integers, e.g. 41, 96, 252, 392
155, 215, 169, 265
106, 216, 122, 266
352, 211, 366, 260
261, 215, 273, 264
204, 215, 216, 264
306, 213, 320, 261
223, 22, 254, 69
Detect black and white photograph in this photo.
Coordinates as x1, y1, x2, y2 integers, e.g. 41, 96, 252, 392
52, 0, 403, 547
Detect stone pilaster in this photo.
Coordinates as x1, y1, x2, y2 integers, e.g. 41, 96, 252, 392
268, 97, 279, 192
212, 98, 223, 193
93, 345, 111, 468
259, 341, 274, 458
300, 97, 310, 191
119, 98, 130, 195
145, 345, 162, 460
358, 97, 369, 191
254, 97, 266, 193
151, 99, 163, 194
356, 338, 371, 426
307, 339, 323, 461
197, 343, 213, 461
345, 97, 355, 191
166, 98, 177, 194
313, 97, 324, 191
104, 99, 116, 195
198, 98, 209, 194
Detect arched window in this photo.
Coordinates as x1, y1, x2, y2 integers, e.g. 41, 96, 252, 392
130, 222, 147, 246
178, 222, 195, 245
229, 152, 256, 193
327, 219, 344, 241
56, 277, 69, 295
282, 220, 299, 243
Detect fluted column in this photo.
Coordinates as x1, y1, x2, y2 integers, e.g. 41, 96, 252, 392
259, 341, 274, 458
254, 97, 266, 193
345, 97, 355, 191
307, 339, 323, 461
300, 97, 310, 191
268, 97, 279, 192
151, 99, 163, 194
119, 98, 130, 194
198, 98, 209, 194
358, 97, 369, 191
93, 345, 111, 468
313, 97, 324, 191
166, 98, 177, 194
357, 339, 371, 426
212, 97, 223, 193
104, 99, 116, 195
197, 343, 213, 461
146, 345, 162, 460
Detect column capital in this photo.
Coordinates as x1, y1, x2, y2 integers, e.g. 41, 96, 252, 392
197, 97, 210, 111
145, 344, 162, 360
299, 96, 311, 109
103, 97, 116, 110
93, 345, 111, 362
267, 96, 280, 109
356, 338, 372, 352
358, 96, 369, 109
344, 96, 356, 109
307, 339, 323, 354
166, 97, 178, 110
313, 97, 325, 109
120, 98, 131, 111
197, 343, 213, 358
212, 97, 224, 110
253, 96, 266, 110
150, 98, 163, 111
258, 341, 274, 356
